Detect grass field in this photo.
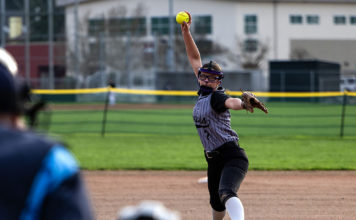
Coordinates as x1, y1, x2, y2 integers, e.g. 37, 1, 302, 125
43, 102, 356, 170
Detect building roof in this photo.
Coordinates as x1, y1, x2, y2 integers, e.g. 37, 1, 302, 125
56, 0, 90, 7
236, 0, 356, 3
56, 0, 356, 7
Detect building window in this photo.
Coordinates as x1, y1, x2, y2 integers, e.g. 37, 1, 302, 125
151, 17, 169, 35
151, 16, 180, 35
151, 15, 212, 36
306, 15, 319, 24
244, 15, 257, 34
108, 17, 146, 36
350, 16, 356, 25
334, 15, 346, 25
194, 16, 212, 34
290, 15, 303, 24
244, 39, 258, 52
196, 39, 213, 55
88, 19, 105, 36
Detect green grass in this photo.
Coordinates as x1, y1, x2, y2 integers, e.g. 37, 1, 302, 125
60, 133, 356, 170
42, 102, 356, 170
241, 135, 356, 170
63, 133, 204, 170
46, 102, 356, 136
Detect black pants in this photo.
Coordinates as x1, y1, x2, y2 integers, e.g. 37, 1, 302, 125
204, 141, 249, 212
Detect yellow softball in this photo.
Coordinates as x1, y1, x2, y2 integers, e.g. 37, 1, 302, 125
176, 11, 190, 24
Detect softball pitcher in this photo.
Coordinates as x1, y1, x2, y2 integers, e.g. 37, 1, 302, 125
180, 12, 267, 220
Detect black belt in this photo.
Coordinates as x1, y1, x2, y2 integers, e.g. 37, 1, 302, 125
205, 141, 239, 159
205, 150, 220, 159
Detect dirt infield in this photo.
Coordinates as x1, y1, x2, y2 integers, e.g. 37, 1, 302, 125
83, 170, 356, 220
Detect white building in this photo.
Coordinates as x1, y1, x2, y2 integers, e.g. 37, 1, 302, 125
57, 0, 356, 89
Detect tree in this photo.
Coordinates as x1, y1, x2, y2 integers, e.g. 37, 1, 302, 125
67, 4, 149, 88
68, 2, 230, 88
237, 37, 269, 69
290, 47, 313, 60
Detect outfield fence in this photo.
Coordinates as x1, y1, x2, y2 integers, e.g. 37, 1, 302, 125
31, 87, 356, 138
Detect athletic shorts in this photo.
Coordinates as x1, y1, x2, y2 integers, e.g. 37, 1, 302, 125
204, 141, 249, 211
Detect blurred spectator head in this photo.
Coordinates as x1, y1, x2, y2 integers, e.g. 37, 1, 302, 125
117, 200, 180, 220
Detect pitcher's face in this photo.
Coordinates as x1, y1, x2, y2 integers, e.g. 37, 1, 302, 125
198, 72, 221, 89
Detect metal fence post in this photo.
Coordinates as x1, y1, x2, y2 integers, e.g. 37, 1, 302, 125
340, 91, 347, 138
24, 0, 30, 83
48, 0, 54, 89
1, 0, 6, 47
310, 71, 315, 102
280, 71, 285, 101
101, 87, 110, 137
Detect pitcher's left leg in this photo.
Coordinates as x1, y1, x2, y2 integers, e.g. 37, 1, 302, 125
225, 196, 244, 220
218, 159, 248, 220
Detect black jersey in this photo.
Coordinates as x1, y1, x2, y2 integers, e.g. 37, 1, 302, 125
193, 89, 239, 151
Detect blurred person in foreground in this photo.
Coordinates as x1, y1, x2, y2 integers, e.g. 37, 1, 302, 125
179, 12, 267, 220
117, 200, 180, 220
0, 48, 94, 220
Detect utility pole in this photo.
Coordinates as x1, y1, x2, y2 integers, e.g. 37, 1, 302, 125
1, 0, 6, 47
24, 0, 30, 82
74, 0, 79, 77
167, 0, 175, 71
125, 31, 132, 88
48, 0, 54, 89
99, 32, 106, 87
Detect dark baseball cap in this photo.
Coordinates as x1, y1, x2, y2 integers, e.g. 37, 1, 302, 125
0, 63, 18, 114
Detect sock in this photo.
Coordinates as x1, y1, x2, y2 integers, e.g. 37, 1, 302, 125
225, 197, 244, 220
212, 209, 226, 220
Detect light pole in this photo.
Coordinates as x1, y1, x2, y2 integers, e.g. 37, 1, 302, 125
48, 0, 54, 89
74, 0, 79, 78
1, 0, 6, 47
167, 0, 175, 71
24, 0, 30, 82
